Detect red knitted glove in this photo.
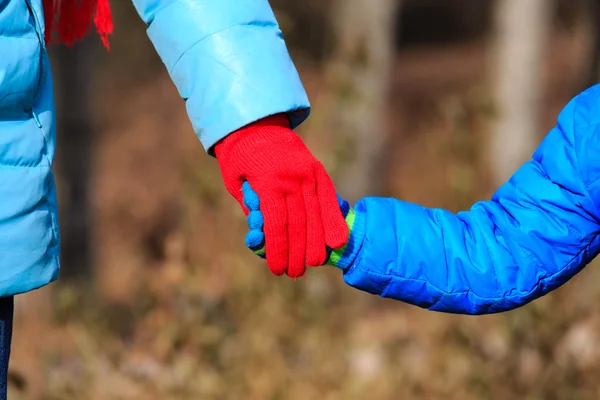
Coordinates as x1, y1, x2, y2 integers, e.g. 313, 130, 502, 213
215, 114, 348, 278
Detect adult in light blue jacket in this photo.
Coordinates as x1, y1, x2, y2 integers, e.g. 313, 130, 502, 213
2, 0, 312, 298
246, 84, 600, 315
0, 1, 348, 396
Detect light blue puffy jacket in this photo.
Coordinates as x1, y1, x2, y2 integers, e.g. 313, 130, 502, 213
0, 0, 309, 297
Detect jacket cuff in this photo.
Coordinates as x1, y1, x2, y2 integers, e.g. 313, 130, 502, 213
146, 0, 310, 151
329, 202, 366, 271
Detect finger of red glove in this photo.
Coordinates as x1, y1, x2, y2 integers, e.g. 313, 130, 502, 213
260, 194, 289, 276
286, 192, 307, 278
303, 179, 326, 267
316, 164, 348, 249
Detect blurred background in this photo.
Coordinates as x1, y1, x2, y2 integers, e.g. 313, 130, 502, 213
9, 0, 600, 398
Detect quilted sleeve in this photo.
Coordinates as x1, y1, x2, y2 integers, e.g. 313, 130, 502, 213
131, 0, 310, 150
341, 86, 600, 314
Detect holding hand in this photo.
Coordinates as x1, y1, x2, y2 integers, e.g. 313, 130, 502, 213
215, 115, 349, 278
242, 181, 358, 273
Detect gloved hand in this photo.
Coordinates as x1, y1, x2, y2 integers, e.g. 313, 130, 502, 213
214, 114, 348, 278
242, 181, 359, 271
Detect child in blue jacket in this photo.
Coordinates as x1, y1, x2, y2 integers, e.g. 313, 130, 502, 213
246, 84, 600, 315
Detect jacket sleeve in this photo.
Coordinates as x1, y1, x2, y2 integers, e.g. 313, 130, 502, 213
340, 85, 600, 314
130, 0, 310, 151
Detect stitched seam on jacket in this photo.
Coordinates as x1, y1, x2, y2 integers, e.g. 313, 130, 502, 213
509, 174, 585, 240
382, 203, 401, 298
430, 209, 451, 294
461, 208, 503, 297
490, 197, 547, 288
169, 21, 278, 74
0, 35, 37, 40
379, 275, 394, 299
500, 179, 576, 279
0, 89, 36, 102
0, 163, 51, 169
533, 160, 592, 234
477, 218, 503, 296
365, 232, 596, 304
429, 291, 445, 310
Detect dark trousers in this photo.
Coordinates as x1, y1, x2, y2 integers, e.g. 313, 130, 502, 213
0, 296, 13, 400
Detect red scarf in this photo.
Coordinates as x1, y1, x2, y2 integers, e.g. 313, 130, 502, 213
42, 0, 113, 49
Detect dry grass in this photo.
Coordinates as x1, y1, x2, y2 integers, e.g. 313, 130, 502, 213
7, 21, 600, 400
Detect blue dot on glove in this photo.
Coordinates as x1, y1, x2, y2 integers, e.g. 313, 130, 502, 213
242, 181, 260, 211
247, 210, 264, 230
245, 230, 265, 251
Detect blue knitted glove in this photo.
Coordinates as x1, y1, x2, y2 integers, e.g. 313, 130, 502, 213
242, 181, 359, 270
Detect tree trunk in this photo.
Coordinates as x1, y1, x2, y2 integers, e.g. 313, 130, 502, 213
327, 0, 400, 202
586, 0, 600, 86
52, 40, 96, 280
488, 0, 552, 186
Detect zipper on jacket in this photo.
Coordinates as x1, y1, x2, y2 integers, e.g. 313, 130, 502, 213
24, 0, 45, 47
30, 107, 42, 129
24, 0, 46, 104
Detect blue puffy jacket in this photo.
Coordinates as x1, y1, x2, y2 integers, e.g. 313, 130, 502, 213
239, 85, 600, 314
0, 0, 309, 297
338, 85, 600, 314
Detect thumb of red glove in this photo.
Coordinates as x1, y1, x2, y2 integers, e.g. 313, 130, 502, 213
214, 114, 348, 278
